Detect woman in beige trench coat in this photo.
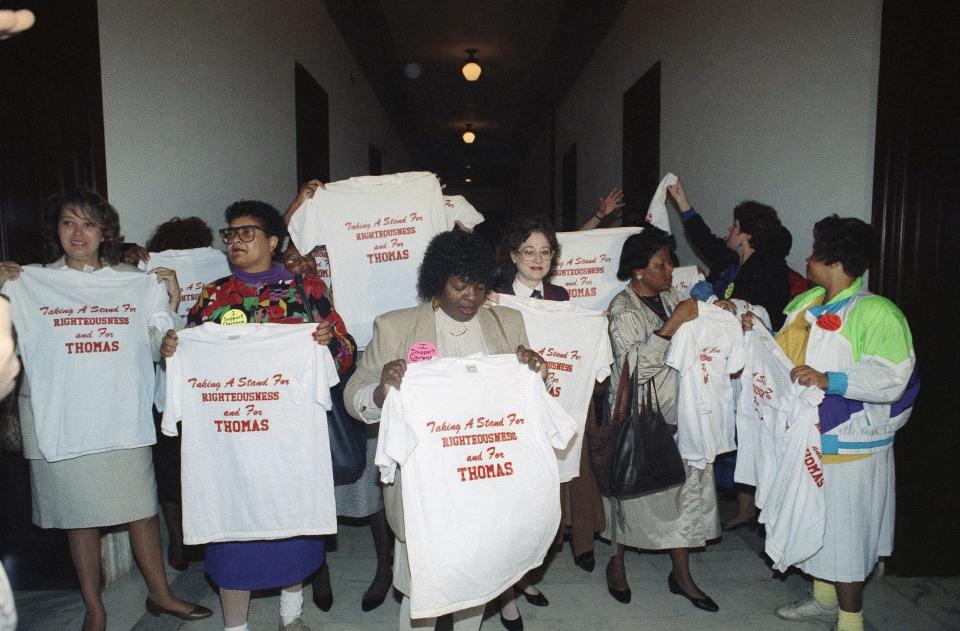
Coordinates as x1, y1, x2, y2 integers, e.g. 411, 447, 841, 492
604, 226, 721, 612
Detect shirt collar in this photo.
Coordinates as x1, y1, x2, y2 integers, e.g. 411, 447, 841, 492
512, 278, 544, 298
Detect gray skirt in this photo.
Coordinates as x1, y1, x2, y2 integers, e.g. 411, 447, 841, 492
30, 446, 158, 529
333, 426, 384, 518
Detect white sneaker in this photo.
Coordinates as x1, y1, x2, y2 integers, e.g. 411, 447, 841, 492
279, 617, 312, 631
775, 597, 838, 623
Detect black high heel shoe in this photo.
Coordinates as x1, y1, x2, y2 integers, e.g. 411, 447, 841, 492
312, 563, 333, 611
605, 557, 631, 604
519, 587, 549, 607
667, 572, 719, 612
361, 566, 392, 611
499, 611, 524, 631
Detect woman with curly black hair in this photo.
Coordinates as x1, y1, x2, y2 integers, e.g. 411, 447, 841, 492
767, 216, 917, 631
345, 230, 548, 631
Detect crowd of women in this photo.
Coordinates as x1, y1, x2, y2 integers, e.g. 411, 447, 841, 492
0, 175, 915, 631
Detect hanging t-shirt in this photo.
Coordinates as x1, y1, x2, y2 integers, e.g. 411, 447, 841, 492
5, 266, 175, 461
666, 301, 745, 469
140, 247, 231, 410
162, 323, 340, 544
497, 294, 612, 481
287, 172, 484, 348
736, 326, 825, 570
645, 172, 678, 232
377, 355, 576, 618
672, 265, 706, 300
140, 247, 231, 320
554, 227, 642, 310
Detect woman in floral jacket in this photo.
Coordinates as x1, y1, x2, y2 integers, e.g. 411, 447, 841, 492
163, 199, 355, 631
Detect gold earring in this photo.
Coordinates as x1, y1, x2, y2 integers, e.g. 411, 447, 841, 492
431, 298, 440, 310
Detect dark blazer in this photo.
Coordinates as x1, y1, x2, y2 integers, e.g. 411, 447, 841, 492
683, 213, 790, 330
498, 280, 570, 302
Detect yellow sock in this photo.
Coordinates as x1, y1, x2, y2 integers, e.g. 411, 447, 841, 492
813, 579, 838, 609
837, 609, 864, 631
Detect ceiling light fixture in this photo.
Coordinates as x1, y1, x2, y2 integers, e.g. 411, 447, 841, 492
462, 124, 476, 144
461, 49, 482, 81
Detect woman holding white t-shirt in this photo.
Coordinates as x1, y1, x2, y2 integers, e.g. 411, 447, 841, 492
345, 230, 549, 631
491, 216, 607, 630
0, 190, 211, 631
161, 200, 356, 631
604, 226, 721, 612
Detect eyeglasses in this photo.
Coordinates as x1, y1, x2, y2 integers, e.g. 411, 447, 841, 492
220, 225, 266, 243
517, 247, 554, 261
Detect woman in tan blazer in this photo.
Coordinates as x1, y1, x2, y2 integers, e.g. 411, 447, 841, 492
345, 230, 548, 631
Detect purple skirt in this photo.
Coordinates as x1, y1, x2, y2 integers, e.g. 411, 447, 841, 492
205, 536, 325, 590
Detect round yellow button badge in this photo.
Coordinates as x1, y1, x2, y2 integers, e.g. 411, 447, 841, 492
220, 308, 248, 326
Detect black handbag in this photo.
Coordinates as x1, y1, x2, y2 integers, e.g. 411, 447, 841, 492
293, 274, 366, 486
327, 372, 367, 486
607, 364, 686, 498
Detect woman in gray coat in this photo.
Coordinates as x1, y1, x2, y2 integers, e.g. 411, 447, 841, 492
604, 226, 721, 612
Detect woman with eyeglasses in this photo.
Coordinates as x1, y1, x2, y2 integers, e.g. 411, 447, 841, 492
488, 216, 605, 631
160, 200, 356, 631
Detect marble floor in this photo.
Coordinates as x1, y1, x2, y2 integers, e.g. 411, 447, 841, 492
12, 516, 960, 631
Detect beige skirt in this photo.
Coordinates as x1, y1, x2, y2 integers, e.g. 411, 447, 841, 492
603, 463, 721, 550
30, 446, 158, 529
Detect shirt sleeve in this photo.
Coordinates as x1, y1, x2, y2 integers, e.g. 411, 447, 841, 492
532, 371, 578, 450
287, 196, 325, 255
665, 322, 695, 374
161, 351, 183, 437
443, 196, 485, 229
842, 297, 915, 404
594, 318, 614, 383
375, 389, 419, 483
725, 316, 746, 374
313, 343, 339, 411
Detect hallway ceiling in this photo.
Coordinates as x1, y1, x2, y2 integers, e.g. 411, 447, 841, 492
325, 0, 627, 187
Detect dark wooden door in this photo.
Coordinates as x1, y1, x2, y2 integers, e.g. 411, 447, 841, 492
0, 0, 107, 264
295, 63, 330, 187
622, 62, 660, 226
561, 143, 577, 230
871, 0, 960, 577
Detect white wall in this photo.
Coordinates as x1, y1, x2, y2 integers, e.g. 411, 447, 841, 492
97, 0, 409, 245
556, 0, 882, 273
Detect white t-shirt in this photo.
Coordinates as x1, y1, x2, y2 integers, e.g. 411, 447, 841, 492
645, 172, 677, 232
140, 247, 231, 320
5, 266, 174, 461
497, 295, 612, 481
288, 172, 484, 348
162, 323, 340, 544
736, 326, 825, 570
141, 247, 231, 410
666, 301, 745, 469
554, 227, 642, 309
377, 355, 576, 618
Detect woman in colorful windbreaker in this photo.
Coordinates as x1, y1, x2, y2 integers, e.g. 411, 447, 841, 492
767, 215, 918, 631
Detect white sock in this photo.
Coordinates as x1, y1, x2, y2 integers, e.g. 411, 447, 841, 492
279, 587, 304, 625
225, 624, 249, 631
